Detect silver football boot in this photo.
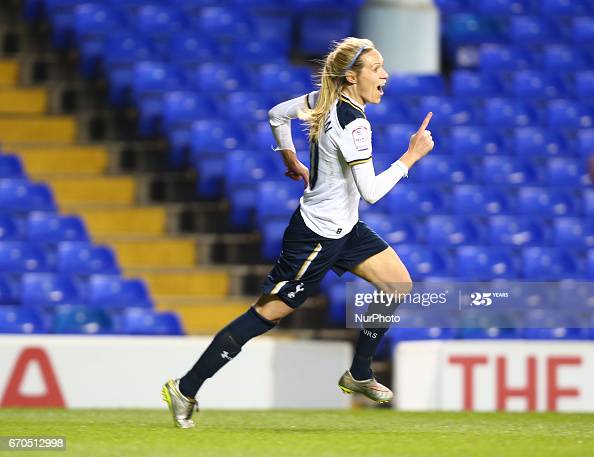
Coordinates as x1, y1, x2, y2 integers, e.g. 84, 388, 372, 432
161, 379, 198, 428
338, 370, 394, 403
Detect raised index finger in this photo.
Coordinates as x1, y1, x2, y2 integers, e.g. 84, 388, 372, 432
418, 112, 433, 132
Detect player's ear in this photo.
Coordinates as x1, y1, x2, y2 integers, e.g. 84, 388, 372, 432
344, 70, 357, 85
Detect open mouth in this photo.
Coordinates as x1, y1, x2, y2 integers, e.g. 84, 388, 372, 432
378, 85, 385, 95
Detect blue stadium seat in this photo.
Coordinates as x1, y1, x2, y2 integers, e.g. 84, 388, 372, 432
103, 32, 154, 69
417, 97, 475, 126
297, 14, 353, 55
571, 17, 594, 44
194, 7, 253, 39
388, 74, 445, 96
163, 33, 220, 66
0, 242, 48, 273
386, 184, 448, 215
191, 120, 245, 155
456, 246, 518, 280
517, 187, 578, 216
577, 129, 594, 156
382, 124, 417, 156
482, 156, 539, 185
0, 214, 21, 241
226, 92, 273, 123
588, 249, 594, 278
0, 155, 25, 178
258, 65, 312, 97
260, 219, 287, 260
513, 127, 564, 156
0, 307, 46, 333
546, 157, 588, 186
256, 180, 302, 223
161, 91, 215, 137
21, 273, 82, 306
134, 5, 186, 37
364, 99, 410, 126
585, 189, 594, 216
251, 12, 293, 42
522, 247, 580, 279
230, 37, 289, 64
575, 71, 594, 99
0, 275, 20, 304
0, 180, 56, 212
191, 64, 252, 92
27, 213, 89, 243
56, 242, 120, 275
291, 0, 365, 9
50, 305, 113, 334
426, 215, 483, 245
478, 0, 531, 14
509, 70, 565, 99
479, 44, 534, 71
544, 45, 589, 72
88, 275, 153, 308
540, 0, 589, 15
443, 14, 501, 45
73, 4, 124, 43
489, 215, 551, 246
450, 126, 506, 156
394, 244, 452, 278
416, 155, 475, 184
117, 308, 183, 335
453, 185, 512, 215
547, 100, 594, 128
509, 16, 557, 44
485, 98, 536, 127
553, 218, 594, 248
451, 70, 501, 96
132, 61, 183, 102
433, 0, 470, 14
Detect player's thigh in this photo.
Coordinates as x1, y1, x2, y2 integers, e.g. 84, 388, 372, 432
253, 294, 296, 323
351, 246, 413, 294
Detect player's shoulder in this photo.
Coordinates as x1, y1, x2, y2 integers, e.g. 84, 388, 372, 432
336, 96, 367, 130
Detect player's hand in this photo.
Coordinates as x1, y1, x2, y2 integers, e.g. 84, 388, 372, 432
280, 149, 310, 188
407, 112, 434, 160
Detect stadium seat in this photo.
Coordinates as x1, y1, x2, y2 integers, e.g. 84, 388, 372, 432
575, 71, 594, 99
482, 156, 539, 185
443, 14, 501, 45
456, 246, 518, 280
0, 214, 21, 241
547, 100, 594, 128
50, 305, 113, 334
117, 308, 183, 335
478, 0, 531, 15
21, 273, 82, 306
230, 37, 290, 64
416, 155, 476, 184
382, 124, 418, 156
553, 218, 594, 248
134, 5, 186, 38
365, 99, 410, 126
543, 45, 590, 72
513, 127, 564, 156
73, 4, 124, 43
546, 157, 588, 186
517, 187, 578, 216
453, 185, 512, 215
161, 91, 215, 133
540, 0, 589, 16
584, 189, 594, 216
57, 242, 121, 275
388, 74, 445, 96
484, 98, 536, 127
132, 61, 183, 103
489, 215, 551, 246
450, 126, 506, 156
258, 64, 312, 97
190, 120, 245, 155
0, 155, 25, 178
508, 70, 565, 99
226, 92, 274, 123
163, 33, 219, 67
395, 244, 452, 278
260, 219, 287, 260
479, 44, 534, 71
256, 180, 302, 223
0, 307, 46, 333
577, 129, 594, 157
521, 247, 580, 280
0, 242, 49, 273
509, 16, 557, 44
0, 180, 56, 212
194, 7, 253, 39
386, 184, 448, 215
0, 275, 20, 304
571, 17, 594, 44
426, 215, 483, 245
451, 70, 501, 97
27, 213, 89, 243
190, 64, 252, 93
297, 14, 353, 55
88, 275, 153, 308
417, 97, 475, 126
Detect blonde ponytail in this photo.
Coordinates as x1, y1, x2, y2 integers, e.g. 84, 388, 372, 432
300, 37, 375, 144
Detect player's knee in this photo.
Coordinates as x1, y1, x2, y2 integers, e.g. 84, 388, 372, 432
377, 273, 413, 296
253, 296, 295, 323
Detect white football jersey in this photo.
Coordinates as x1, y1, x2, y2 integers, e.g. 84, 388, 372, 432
300, 94, 373, 239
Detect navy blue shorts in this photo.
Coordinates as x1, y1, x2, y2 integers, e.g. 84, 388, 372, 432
261, 207, 389, 308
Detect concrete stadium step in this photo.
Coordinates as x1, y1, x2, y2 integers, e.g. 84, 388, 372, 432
62, 205, 166, 237
156, 297, 252, 334
126, 268, 229, 297
42, 176, 136, 205
6, 144, 108, 175
0, 87, 46, 114
0, 115, 75, 142
97, 236, 197, 269
0, 59, 18, 86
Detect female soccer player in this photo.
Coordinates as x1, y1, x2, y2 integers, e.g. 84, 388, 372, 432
162, 37, 434, 428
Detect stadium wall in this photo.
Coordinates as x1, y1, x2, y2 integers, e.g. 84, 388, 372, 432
0, 336, 352, 409
395, 341, 594, 413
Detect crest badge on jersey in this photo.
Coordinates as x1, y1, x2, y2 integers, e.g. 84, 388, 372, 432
352, 126, 371, 151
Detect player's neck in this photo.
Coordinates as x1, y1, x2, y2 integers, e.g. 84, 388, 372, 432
340, 88, 365, 109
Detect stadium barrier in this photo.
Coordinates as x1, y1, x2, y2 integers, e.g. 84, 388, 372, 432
0, 336, 352, 409
395, 340, 594, 412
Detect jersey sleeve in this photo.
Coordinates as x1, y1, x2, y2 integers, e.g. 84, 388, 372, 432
268, 91, 318, 152
336, 117, 373, 166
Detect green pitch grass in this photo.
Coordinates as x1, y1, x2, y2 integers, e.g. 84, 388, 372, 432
1, 409, 593, 457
